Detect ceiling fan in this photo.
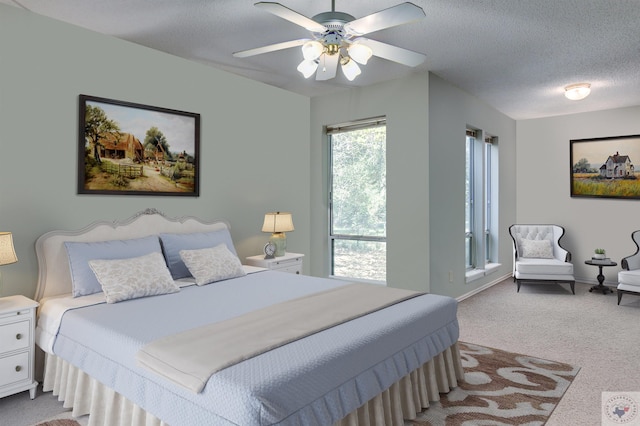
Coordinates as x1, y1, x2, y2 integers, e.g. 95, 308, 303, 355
233, 1, 427, 82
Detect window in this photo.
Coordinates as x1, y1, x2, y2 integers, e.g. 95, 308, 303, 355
465, 129, 498, 276
465, 133, 474, 269
484, 141, 493, 263
327, 117, 386, 283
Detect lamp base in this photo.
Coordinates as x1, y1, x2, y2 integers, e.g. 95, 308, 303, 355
269, 232, 287, 257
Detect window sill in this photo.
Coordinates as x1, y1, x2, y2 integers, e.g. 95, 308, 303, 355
466, 263, 501, 283
328, 275, 387, 286
465, 269, 484, 282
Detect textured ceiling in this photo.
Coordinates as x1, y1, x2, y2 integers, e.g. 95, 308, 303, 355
3, 0, 640, 119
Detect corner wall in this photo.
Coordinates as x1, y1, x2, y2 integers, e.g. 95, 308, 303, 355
0, 5, 310, 298
516, 106, 640, 285
429, 74, 517, 298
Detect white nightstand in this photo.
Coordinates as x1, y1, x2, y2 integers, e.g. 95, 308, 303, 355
245, 252, 304, 274
0, 295, 38, 400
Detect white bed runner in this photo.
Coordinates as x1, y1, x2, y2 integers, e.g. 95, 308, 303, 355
137, 282, 423, 393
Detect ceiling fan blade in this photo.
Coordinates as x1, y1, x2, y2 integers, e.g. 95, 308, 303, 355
315, 53, 339, 81
255, 2, 327, 33
344, 2, 425, 37
359, 38, 426, 67
233, 39, 310, 58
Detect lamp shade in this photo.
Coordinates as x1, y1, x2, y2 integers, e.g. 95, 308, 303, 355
262, 212, 294, 233
297, 59, 319, 79
0, 232, 17, 266
348, 42, 373, 65
302, 40, 324, 61
341, 57, 361, 81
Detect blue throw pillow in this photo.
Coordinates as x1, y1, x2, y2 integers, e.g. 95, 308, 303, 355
65, 235, 163, 297
160, 229, 237, 279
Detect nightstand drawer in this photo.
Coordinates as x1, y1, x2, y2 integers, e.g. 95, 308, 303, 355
271, 257, 302, 268
0, 321, 30, 353
0, 352, 29, 386
0, 309, 32, 321
274, 263, 302, 274
245, 252, 304, 275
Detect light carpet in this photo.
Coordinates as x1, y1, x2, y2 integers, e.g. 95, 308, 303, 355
409, 342, 580, 426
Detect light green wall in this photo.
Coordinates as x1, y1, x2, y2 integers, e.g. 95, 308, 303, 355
8, 4, 631, 300
428, 74, 516, 298
310, 74, 430, 292
516, 106, 640, 286
0, 5, 310, 298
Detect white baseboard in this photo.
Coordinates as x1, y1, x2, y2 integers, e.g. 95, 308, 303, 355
456, 275, 618, 301
575, 276, 618, 286
456, 273, 511, 302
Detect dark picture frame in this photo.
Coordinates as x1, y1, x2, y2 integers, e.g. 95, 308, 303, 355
78, 94, 200, 196
570, 134, 640, 199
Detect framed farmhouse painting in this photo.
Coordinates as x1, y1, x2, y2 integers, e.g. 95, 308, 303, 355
78, 94, 200, 196
570, 135, 640, 199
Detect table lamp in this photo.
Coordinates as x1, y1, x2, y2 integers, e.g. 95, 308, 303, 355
262, 212, 294, 257
0, 232, 18, 297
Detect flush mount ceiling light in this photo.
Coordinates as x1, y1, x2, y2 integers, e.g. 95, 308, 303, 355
233, 1, 427, 82
564, 83, 591, 100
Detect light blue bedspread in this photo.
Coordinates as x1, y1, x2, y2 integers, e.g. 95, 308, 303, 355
52, 271, 459, 426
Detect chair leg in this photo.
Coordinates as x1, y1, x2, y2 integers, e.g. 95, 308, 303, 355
516, 280, 521, 292
570, 281, 575, 295
618, 291, 623, 305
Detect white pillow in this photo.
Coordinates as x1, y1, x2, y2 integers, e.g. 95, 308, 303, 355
520, 239, 554, 259
179, 244, 246, 286
88, 252, 180, 303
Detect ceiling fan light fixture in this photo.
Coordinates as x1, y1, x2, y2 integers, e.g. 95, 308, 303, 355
297, 59, 318, 78
237, 1, 427, 83
340, 57, 361, 81
301, 40, 324, 61
348, 42, 373, 65
564, 83, 591, 100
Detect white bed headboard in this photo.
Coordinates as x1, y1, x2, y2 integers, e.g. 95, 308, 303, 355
34, 208, 231, 301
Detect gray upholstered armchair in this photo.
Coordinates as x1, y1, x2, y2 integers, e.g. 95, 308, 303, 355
618, 230, 640, 305
509, 224, 575, 294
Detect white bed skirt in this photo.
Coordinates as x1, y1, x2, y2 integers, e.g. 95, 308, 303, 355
43, 342, 463, 426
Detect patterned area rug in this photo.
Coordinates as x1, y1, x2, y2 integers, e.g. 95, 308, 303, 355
409, 342, 580, 425
32, 411, 85, 426
35, 421, 81, 426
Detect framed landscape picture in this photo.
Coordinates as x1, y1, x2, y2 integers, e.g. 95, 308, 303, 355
78, 94, 200, 196
570, 134, 640, 199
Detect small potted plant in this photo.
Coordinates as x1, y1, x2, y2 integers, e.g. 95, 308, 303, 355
593, 248, 606, 260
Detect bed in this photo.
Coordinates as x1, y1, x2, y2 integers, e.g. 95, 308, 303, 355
34, 209, 463, 426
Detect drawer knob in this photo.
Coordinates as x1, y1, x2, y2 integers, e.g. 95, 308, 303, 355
15, 366, 22, 372
16, 333, 22, 340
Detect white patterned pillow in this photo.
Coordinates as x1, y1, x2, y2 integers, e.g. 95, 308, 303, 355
179, 244, 246, 286
520, 239, 554, 259
88, 252, 180, 303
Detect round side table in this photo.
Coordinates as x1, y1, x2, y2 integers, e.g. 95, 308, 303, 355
584, 259, 617, 294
